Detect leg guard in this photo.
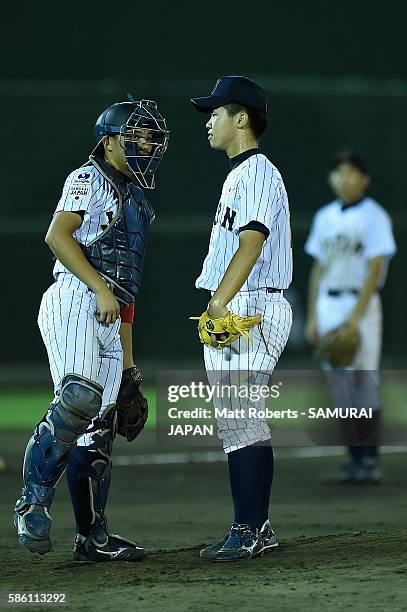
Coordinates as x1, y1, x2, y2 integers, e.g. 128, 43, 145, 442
15, 375, 103, 555
67, 409, 116, 544
69, 411, 146, 563
20, 374, 103, 506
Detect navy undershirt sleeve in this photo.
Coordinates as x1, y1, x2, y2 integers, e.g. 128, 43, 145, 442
238, 220, 270, 239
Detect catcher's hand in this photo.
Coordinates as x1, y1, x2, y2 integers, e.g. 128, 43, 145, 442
116, 366, 148, 442
316, 324, 360, 368
189, 310, 262, 349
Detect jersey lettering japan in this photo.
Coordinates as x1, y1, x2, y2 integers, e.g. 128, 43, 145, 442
304, 197, 397, 291
53, 165, 119, 279
196, 153, 293, 291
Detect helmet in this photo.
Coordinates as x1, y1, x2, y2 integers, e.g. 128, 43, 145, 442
93, 97, 169, 189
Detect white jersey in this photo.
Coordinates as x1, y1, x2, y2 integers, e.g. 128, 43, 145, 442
53, 164, 119, 280
196, 151, 293, 291
41, 162, 127, 448
304, 196, 396, 291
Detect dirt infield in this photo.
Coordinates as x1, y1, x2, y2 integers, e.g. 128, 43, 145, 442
1, 431, 407, 611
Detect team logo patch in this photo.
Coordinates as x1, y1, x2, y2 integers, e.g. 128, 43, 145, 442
77, 172, 91, 182
206, 320, 215, 331
68, 170, 92, 201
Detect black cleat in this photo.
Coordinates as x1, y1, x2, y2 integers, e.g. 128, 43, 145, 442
73, 533, 146, 563
200, 533, 230, 560
213, 523, 262, 563
255, 519, 279, 556
200, 520, 279, 561
336, 461, 360, 482
354, 459, 383, 484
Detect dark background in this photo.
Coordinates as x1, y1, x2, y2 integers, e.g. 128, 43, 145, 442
1, 0, 406, 374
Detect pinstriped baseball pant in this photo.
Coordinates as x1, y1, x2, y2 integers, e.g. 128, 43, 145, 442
204, 289, 292, 453
37, 275, 123, 447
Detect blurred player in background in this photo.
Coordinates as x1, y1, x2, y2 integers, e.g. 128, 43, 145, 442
304, 150, 396, 482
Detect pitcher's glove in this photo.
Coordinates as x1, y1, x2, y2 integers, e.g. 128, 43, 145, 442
116, 366, 148, 442
190, 310, 262, 349
316, 325, 360, 368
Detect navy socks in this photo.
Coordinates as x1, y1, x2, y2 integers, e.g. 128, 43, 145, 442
348, 410, 381, 463
227, 440, 274, 532
66, 448, 94, 537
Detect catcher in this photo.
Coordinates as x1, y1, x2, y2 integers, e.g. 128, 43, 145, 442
305, 150, 396, 482
14, 96, 168, 561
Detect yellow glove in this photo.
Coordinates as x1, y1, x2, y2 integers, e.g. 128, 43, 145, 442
190, 310, 262, 349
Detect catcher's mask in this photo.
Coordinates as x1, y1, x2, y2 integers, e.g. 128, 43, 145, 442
93, 96, 169, 189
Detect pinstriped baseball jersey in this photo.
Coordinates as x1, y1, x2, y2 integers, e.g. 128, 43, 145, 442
196, 149, 293, 453
40, 162, 128, 449
196, 150, 293, 291
305, 195, 396, 372
304, 197, 396, 291
53, 165, 119, 280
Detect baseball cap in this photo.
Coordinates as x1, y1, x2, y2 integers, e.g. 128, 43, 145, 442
190, 76, 268, 113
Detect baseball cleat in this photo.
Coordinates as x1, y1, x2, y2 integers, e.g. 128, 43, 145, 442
200, 520, 279, 561
14, 503, 52, 555
256, 519, 279, 555
199, 533, 230, 560
336, 461, 360, 482
212, 523, 262, 563
73, 533, 146, 563
334, 459, 383, 484
354, 459, 383, 484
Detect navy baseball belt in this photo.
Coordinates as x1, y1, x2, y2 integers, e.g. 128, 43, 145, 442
327, 289, 359, 297
205, 287, 282, 300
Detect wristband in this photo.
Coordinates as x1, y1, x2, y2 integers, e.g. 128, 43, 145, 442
120, 303, 135, 324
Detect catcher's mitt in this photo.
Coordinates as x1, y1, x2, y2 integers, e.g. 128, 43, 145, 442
116, 366, 148, 442
189, 310, 262, 349
316, 325, 360, 368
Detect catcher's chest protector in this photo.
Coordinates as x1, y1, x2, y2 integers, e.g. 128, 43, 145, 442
83, 156, 155, 305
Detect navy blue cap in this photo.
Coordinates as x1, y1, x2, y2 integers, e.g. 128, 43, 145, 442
191, 76, 268, 113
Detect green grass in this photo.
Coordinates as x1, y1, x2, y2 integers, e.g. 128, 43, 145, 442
0, 387, 157, 429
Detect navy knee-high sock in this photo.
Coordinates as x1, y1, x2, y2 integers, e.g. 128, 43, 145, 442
348, 445, 364, 463
347, 410, 381, 462
259, 441, 274, 527
227, 441, 274, 533
67, 448, 94, 537
358, 410, 381, 459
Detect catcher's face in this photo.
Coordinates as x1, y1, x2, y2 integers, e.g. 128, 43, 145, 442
121, 127, 154, 156
206, 107, 236, 151
328, 163, 370, 203
103, 129, 153, 178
